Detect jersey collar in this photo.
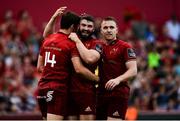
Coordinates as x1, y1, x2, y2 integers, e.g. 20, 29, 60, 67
107, 39, 117, 45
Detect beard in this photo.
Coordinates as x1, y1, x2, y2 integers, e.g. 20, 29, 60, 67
77, 29, 93, 40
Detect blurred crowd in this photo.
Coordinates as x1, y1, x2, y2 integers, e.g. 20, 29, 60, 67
0, 10, 42, 115
120, 8, 180, 112
0, 8, 180, 115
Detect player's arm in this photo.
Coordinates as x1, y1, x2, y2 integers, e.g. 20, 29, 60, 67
69, 33, 101, 64
71, 56, 99, 82
43, 6, 67, 38
37, 55, 44, 73
105, 60, 137, 90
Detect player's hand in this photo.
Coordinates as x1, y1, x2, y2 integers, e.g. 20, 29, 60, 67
52, 6, 67, 19
69, 32, 80, 43
94, 76, 99, 83
105, 78, 120, 90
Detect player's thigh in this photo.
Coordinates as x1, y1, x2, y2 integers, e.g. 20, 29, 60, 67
47, 113, 64, 120
66, 93, 79, 119
96, 94, 108, 120
107, 97, 128, 120
73, 92, 96, 115
79, 114, 95, 120
46, 89, 68, 117
36, 88, 47, 119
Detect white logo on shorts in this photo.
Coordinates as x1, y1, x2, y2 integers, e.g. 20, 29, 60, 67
112, 111, 120, 116
46, 91, 54, 102
84, 106, 92, 112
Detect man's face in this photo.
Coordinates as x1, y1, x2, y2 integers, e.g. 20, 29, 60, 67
78, 19, 94, 39
101, 20, 118, 41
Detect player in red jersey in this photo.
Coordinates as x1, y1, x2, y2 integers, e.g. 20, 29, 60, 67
43, 8, 104, 120
36, 11, 99, 120
96, 17, 137, 120
68, 14, 105, 120
69, 17, 137, 120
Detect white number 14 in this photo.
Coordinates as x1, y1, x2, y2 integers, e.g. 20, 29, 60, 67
44, 52, 56, 67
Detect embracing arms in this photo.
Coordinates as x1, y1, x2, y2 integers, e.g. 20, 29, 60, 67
43, 6, 67, 38
69, 33, 101, 64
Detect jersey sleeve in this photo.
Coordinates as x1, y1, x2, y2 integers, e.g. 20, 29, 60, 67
123, 44, 136, 62
90, 40, 104, 54
71, 43, 80, 58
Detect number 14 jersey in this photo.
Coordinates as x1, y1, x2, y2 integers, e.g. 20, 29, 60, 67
38, 32, 79, 92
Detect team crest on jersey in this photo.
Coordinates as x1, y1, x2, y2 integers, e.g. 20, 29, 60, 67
110, 48, 118, 55
127, 48, 136, 58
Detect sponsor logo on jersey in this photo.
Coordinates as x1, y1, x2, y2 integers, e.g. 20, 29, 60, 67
95, 44, 103, 54
110, 48, 118, 55
127, 48, 136, 58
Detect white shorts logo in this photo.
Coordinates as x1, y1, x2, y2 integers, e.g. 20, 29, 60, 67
84, 106, 92, 112
112, 111, 120, 116
46, 91, 54, 102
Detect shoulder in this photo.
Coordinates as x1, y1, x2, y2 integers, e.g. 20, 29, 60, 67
91, 39, 106, 45
43, 33, 60, 42
47, 33, 60, 38
117, 40, 132, 48
117, 40, 136, 58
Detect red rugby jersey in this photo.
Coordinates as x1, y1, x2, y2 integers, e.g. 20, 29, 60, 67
38, 32, 79, 92
70, 39, 104, 93
99, 39, 136, 97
